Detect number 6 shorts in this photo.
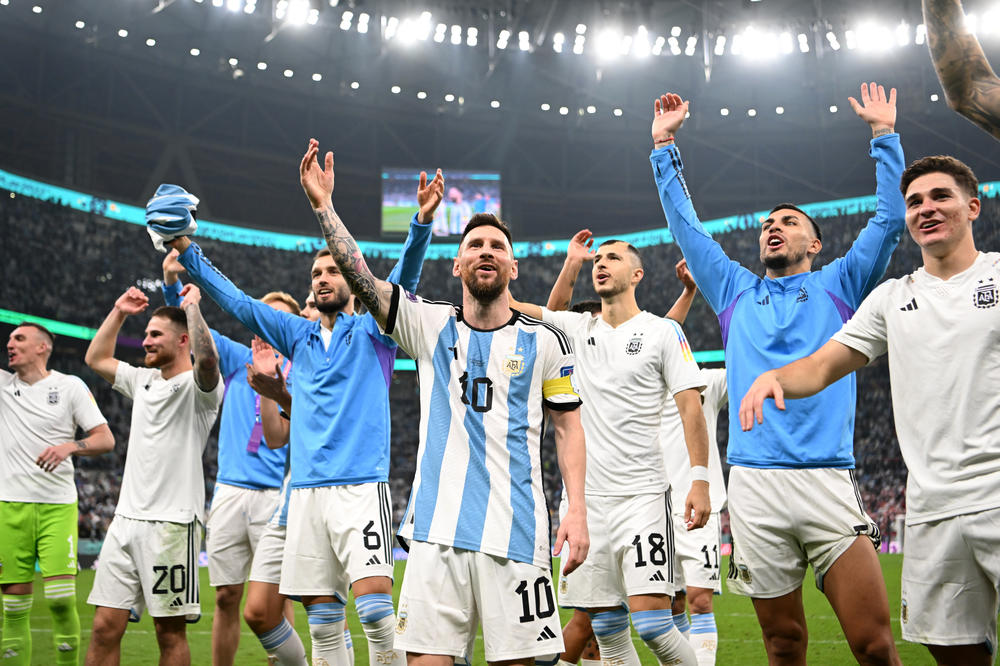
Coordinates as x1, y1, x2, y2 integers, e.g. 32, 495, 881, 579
87, 516, 202, 621
558, 492, 676, 609
279, 482, 394, 598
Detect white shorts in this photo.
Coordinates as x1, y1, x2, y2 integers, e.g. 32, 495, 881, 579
673, 511, 723, 593
206, 484, 280, 587
395, 540, 563, 662
726, 467, 880, 599
558, 493, 674, 608
88, 516, 202, 620
248, 522, 286, 586
279, 483, 394, 598
900, 507, 1000, 648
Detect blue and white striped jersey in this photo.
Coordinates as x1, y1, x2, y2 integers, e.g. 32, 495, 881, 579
384, 285, 581, 567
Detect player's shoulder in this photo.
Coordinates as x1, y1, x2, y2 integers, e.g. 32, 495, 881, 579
513, 311, 573, 355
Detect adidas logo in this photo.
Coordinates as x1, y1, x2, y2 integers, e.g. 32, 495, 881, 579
366, 555, 381, 566
756, 295, 770, 306
169, 597, 184, 608
57, 642, 73, 652
536, 626, 557, 641
648, 570, 666, 582
708, 573, 719, 581
899, 298, 918, 311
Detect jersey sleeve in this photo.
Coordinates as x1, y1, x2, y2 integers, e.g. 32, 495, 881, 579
385, 213, 433, 292
828, 134, 906, 307
650, 144, 760, 314
161, 279, 183, 307
661, 319, 705, 395
193, 373, 226, 412
112, 362, 144, 399
703, 368, 728, 409
830, 283, 890, 363
68, 376, 108, 432
539, 327, 582, 412
380, 283, 450, 360
212, 330, 249, 380
539, 307, 589, 336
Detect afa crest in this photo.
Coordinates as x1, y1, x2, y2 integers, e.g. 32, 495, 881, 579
974, 279, 998, 309
502, 352, 525, 377
625, 336, 643, 355
47, 389, 59, 405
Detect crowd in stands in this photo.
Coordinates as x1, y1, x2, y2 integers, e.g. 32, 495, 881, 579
3, 188, 998, 548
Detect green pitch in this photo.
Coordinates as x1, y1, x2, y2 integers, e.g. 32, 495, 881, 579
12, 555, 938, 664
383, 206, 418, 234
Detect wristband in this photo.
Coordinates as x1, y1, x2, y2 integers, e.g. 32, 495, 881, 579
690, 465, 709, 483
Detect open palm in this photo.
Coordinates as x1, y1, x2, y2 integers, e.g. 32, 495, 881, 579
652, 93, 690, 142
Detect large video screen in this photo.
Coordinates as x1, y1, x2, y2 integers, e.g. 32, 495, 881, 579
382, 169, 501, 236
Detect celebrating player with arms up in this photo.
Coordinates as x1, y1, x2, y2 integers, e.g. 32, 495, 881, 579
1, 324, 114, 666
84, 285, 223, 666
650, 83, 905, 665
300, 139, 589, 666
741, 155, 1000, 666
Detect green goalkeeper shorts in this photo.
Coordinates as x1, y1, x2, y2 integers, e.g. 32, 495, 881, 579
0, 501, 78, 583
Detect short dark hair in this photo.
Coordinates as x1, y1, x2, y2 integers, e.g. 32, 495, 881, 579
17, 322, 54, 346
768, 203, 822, 242
900, 155, 979, 199
570, 300, 603, 315
313, 248, 331, 261
150, 306, 188, 332
460, 213, 513, 248
597, 239, 643, 269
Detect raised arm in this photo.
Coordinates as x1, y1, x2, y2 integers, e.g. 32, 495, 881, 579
923, 0, 1000, 140
246, 336, 292, 416
179, 284, 221, 391
548, 406, 589, 575
664, 259, 697, 324
300, 140, 393, 328
738, 340, 869, 432
85, 287, 149, 384
547, 229, 596, 311
386, 169, 444, 292
161, 249, 185, 306
674, 388, 710, 530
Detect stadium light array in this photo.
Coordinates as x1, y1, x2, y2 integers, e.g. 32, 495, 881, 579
451, 24, 462, 46
825, 30, 841, 51
118, 28, 128, 38
75, 20, 85, 29
467, 27, 478, 47
350, 81, 359, 89
930, 93, 939, 101
434, 23, 446, 43
797, 33, 810, 53
633, 25, 650, 58
684, 35, 698, 56
417, 91, 427, 99
613, 108, 623, 117
668, 36, 681, 55
916, 23, 927, 44
228, 57, 238, 66
559, 106, 569, 115
748, 108, 757, 117
829, 104, 838, 113
32, 4, 41, 13
257, 61, 267, 70
714, 35, 726, 56
518, 30, 530, 51
384, 16, 399, 39
776, 106, 785, 115
720, 107, 729, 116
496, 29, 509, 49
390, 85, 401, 94
553, 32, 565, 53
190, 47, 200, 56
312, 72, 322, 82
490, 99, 501, 109
573, 33, 585, 54
540, 103, 550, 111
586, 105, 596, 114
283, 68, 293, 78
357, 13, 369, 33
444, 93, 454, 102
1, 1, 10, 7
146, 38, 156, 46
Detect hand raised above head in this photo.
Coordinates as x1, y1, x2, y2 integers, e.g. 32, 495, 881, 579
848, 81, 897, 136
417, 168, 445, 223
299, 138, 335, 209
652, 93, 690, 143
114, 287, 149, 316
567, 229, 596, 264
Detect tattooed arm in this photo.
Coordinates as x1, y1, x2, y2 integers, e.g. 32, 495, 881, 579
180, 284, 221, 391
923, 0, 1000, 140
299, 139, 394, 328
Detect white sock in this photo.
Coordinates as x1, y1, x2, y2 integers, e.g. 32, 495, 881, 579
306, 602, 348, 666
581, 661, 602, 666
355, 594, 403, 665
689, 612, 718, 666
256, 617, 308, 666
589, 609, 641, 666
632, 609, 696, 666
343, 628, 354, 666
672, 612, 691, 639
557, 661, 576, 666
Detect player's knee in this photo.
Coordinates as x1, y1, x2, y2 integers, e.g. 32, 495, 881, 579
848, 631, 896, 665
152, 617, 187, 648
242, 600, 271, 633
761, 623, 807, 660
90, 613, 126, 645
215, 584, 243, 611
686, 590, 713, 615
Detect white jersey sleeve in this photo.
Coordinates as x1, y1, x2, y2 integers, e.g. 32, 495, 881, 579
538, 325, 581, 412
112, 361, 144, 400
67, 375, 108, 434
539, 307, 590, 336
382, 284, 454, 359
831, 283, 890, 362
661, 318, 705, 395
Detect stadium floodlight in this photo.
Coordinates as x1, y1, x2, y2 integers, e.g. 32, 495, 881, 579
307, 9, 318, 25
226, 0, 240, 11
312, 73, 322, 82
671, 25, 681, 37
776, 105, 785, 114
340, 11, 354, 31
190, 48, 200, 56
244, 0, 256, 14
741, 26, 777, 60
490, 99, 501, 109
844, 29, 857, 50
540, 103, 550, 111
587, 105, 596, 114
714, 35, 726, 56
559, 106, 569, 115
417, 91, 427, 99
720, 107, 729, 116
797, 32, 810, 53
613, 108, 623, 117
573, 34, 585, 54
384, 16, 399, 40
619, 34, 633, 56
652, 35, 665, 55
518, 30, 530, 51
212, 0, 223, 7
328, 0, 337, 5
595, 29, 623, 60
930, 93, 939, 101
1, 1, 10, 6
75, 20, 85, 29
283, 0, 310, 25
825, 30, 841, 51
730, 33, 743, 55
855, 23, 892, 52
779, 31, 793, 54
445, 93, 455, 102
497, 29, 510, 49
350, 81, 359, 89
397, 19, 416, 43
434, 23, 446, 42
146, 38, 156, 46
118, 28, 128, 38
228, 57, 238, 66
748, 108, 757, 117
467, 26, 478, 46
357, 12, 369, 33
390, 85, 401, 94
915, 23, 926, 45
896, 21, 911, 46
257, 61, 267, 70
829, 104, 838, 113
283, 69, 294, 78
451, 24, 462, 45
458, 96, 464, 105
667, 36, 681, 56
417, 11, 433, 40
576, 23, 587, 35
633, 25, 651, 58
684, 35, 698, 56
553, 31, 565, 52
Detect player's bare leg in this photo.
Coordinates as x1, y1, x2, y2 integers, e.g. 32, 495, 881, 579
559, 609, 594, 664
751, 588, 808, 665
409, 654, 537, 666
84, 606, 130, 666
303, 594, 349, 664
212, 582, 244, 665
353, 575, 403, 664
925, 643, 993, 666
822, 536, 900, 665
244, 582, 305, 666
153, 615, 191, 665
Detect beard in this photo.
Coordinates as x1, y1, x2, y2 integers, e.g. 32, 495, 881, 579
761, 245, 807, 271
144, 349, 173, 369
463, 271, 507, 304
315, 288, 351, 314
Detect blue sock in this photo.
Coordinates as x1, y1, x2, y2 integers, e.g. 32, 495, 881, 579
673, 611, 691, 636
634, 609, 695, 665
306, 602, 347, 664
355, 593, 402, 664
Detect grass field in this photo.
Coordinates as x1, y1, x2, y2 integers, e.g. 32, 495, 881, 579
12, 555, 941, 664
383, 206, 420, 234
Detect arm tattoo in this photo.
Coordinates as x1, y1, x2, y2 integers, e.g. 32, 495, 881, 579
74, 439, 87, 450
315, 204, 390, 315
924, 0, 1000, 139
184, 304, 220, 390
872, 128, 892, 138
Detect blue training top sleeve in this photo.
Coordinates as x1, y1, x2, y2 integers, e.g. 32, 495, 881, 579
650, 144, 759, 315
176, 242, 309, 359
212, 330, 249, 379
161, 279, 183, 307
827, 133, 906, 308
386, 212, 433, 292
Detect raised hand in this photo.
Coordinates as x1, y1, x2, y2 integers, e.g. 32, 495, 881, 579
652, 93, 690, 144
675, 258, 697, 292
417, 168, 445, 223
114, 287, 149, 316
848, 81, 897, 137
179, 284, 202, 309
246, 337, 288, 402
162, 248, 186, 281
251, 336, 281, 377
299, 138, 335, 209
567, 229, 596, 264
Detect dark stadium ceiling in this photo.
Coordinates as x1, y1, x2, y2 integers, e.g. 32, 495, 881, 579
1, 0, 998, 239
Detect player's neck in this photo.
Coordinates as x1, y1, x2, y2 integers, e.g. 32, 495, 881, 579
600, 293, 640, 328
319, 303, 353, 331
764, 261, 812, 279
15, 363, 49, 385
159, 356, 193, 380
462, 291, 514, 330
922, 237, 979, 280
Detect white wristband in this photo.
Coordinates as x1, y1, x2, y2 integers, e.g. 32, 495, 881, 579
690, 466, 709, 483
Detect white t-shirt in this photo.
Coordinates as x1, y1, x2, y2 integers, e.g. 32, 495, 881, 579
662, 367, 728, 513
113, 363, 223, 524
0, 370, 108, 503
384, 286, 581, 567
832, 251, 1000, 525
541, 309, 705, 495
